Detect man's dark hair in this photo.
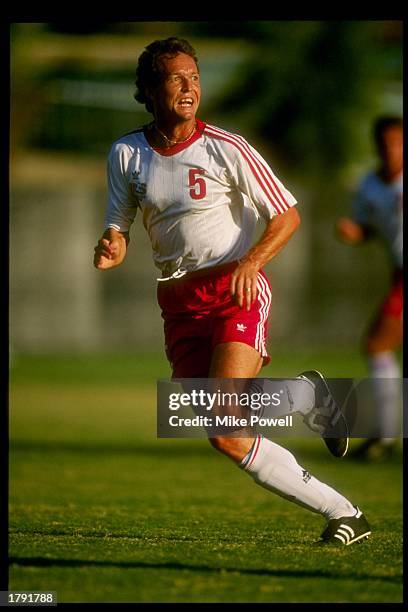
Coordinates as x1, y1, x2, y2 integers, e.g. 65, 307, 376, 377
373, 116, 403, 146
134, 37, 199, 114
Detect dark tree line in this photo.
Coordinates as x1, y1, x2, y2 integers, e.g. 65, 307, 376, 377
184, 21, 402, 176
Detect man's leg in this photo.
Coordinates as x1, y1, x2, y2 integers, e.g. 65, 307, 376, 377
207, 342, 364, 530
207, 341, 262, 461
359, 312, 402, 456
249, 371, 349, 458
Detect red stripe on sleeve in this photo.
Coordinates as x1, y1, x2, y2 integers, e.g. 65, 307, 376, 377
233, 132, 292, 212
205, 125, 291, 213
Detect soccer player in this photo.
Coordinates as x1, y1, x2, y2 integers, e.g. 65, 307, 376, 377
94, 37, 370, 545
336, 116, 403, 461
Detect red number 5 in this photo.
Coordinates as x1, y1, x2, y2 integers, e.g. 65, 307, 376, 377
189, 168, 206, 200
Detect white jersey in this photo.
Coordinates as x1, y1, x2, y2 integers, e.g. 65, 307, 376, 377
352, 170, 403, 269
105, 119, 297, 276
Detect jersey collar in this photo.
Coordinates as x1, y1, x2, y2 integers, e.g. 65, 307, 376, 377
144, 119, 206, 157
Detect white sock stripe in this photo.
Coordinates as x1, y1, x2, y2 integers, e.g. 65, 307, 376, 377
204, 125, 288, 214
240, 453, 250, 469
240, 447, 251, 469
240, 440, 255, 468
243, 436, 258, 468
340, 524, 355, 537
245, 433, 262, 469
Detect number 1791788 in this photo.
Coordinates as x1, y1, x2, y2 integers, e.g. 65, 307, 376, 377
7, 592, 56, 605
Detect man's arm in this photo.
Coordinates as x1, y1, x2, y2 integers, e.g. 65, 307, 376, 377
335, 217, 373, 245
93, 227, 130, 270
231, 206, 301, 311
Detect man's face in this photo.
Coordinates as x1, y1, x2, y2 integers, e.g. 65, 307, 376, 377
149, 52, 201, 122
377, 126, 403, 174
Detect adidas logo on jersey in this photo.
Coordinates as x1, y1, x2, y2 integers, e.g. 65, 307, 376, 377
130, 172, 147, 198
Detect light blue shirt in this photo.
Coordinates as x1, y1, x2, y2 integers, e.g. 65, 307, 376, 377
352, 170, 403, 268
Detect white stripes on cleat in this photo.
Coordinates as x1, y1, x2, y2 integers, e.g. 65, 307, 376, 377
333, 524, 372, 545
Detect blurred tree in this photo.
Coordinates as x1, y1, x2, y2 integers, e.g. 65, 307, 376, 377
189, 21, 401, 178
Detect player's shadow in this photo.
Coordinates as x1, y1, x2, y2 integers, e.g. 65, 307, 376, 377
9, 556, 401, 584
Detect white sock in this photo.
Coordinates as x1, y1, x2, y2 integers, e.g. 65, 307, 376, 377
241, 435, 356, 520
368, 352, 401, 441
250, 378, 315, 418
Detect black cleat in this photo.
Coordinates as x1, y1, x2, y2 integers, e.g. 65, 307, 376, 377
318, 507, 371, 546
298, 370, 349, 458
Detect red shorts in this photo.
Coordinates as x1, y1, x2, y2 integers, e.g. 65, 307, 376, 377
379, 269, 403, 320
157, 262, 272, 378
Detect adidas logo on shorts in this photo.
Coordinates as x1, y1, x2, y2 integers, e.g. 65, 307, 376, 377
236, 323, 247, 332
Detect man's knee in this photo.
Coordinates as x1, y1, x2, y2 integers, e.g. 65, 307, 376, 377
365, 336, 385, 355
364, 319, 402, 355
208, 435, 253, 462
208, 433, 256, 463
209, 435, 235, 454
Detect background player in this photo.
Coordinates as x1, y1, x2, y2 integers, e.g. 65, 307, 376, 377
94, 36, 370, 544
336, 116, 403, 460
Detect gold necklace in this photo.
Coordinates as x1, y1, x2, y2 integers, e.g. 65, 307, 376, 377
153, 122, 196, 147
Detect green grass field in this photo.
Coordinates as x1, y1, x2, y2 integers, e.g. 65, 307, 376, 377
9, 351, 403, 603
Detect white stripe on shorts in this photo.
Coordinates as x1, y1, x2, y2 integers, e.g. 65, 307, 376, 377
255, 273, 272, 356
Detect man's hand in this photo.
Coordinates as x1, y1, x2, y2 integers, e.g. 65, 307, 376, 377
93, 229, 129, 270
336, 217, 366, 245
231, 206, 300, 311
230, 259, 260, 311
